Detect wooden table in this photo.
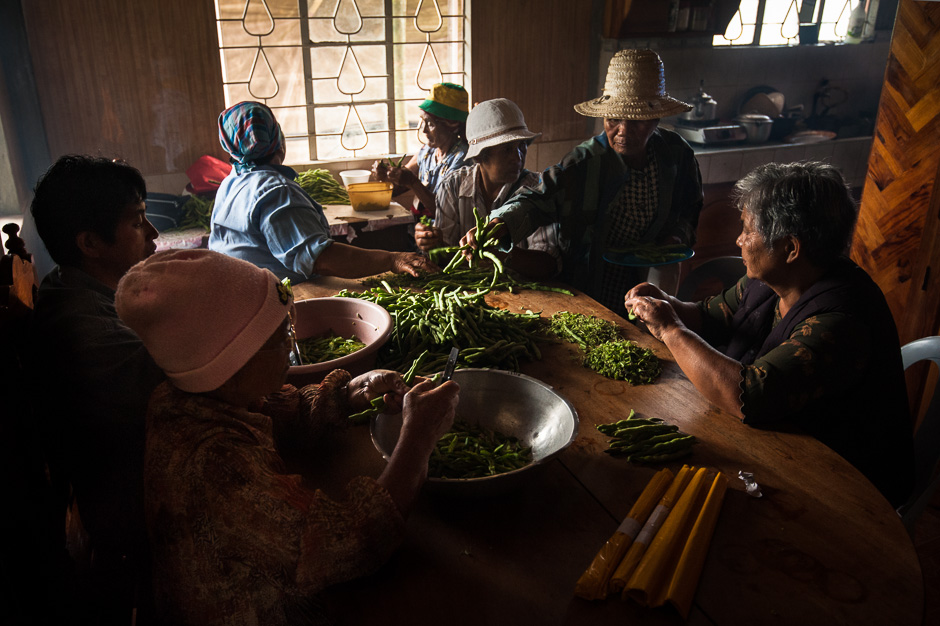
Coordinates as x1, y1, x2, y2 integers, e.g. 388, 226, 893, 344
292, 278, 924, 626
322, 202, 415, 251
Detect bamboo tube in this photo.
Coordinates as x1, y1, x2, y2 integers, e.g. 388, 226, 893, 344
624, 466, 710, 606
574, 468, 674, 600
608, 464, 693, 593
666, 472, 729, 618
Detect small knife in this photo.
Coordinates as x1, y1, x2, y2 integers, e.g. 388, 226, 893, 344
441, 347, 459, 383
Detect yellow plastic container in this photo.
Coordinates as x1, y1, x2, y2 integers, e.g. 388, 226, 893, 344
347, 181, 393, 212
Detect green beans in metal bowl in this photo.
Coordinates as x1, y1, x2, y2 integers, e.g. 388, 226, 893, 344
371, 368, 579, 496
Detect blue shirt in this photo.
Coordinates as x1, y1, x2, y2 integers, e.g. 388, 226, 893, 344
209, 164, 333, 283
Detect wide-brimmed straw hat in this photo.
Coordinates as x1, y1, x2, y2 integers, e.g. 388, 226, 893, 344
465, 99, 541, 160
574, 49, 691, 120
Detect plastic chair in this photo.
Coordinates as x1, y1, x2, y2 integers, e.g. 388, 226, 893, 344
897, 336, 940, 530
676, 256, 745, 301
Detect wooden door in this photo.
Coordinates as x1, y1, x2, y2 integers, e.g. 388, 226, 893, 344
850, 0, 940, 418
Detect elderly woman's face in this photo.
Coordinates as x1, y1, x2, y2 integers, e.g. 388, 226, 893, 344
736, 210, 789, 282
604, 118, 660, 160
419, 111, 457, 149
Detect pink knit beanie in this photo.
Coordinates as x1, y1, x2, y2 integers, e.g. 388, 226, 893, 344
115, 249, 293, 393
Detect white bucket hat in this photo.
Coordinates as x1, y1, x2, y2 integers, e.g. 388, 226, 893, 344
574, 49, 691, 120
465, 99, 541, 160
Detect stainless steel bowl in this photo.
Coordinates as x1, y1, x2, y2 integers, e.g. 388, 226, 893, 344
371, 368, 579, 496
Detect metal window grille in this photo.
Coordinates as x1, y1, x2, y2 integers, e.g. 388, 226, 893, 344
714, 0, 861, 46
214, 0, 469, 163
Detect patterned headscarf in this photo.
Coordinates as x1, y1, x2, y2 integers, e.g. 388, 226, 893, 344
218, 101, 285, 174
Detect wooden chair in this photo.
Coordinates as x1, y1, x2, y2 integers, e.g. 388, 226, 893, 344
897, 336, 940, 531
676, 256, 745, 301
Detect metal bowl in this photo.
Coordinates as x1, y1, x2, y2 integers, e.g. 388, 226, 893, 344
287, 297, 392, 386
371, 368, 579, 496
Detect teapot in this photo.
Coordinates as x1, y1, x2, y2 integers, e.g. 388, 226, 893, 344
679, 80, 718, 124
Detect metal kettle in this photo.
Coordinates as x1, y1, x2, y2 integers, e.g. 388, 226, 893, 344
680, 80, 718, 123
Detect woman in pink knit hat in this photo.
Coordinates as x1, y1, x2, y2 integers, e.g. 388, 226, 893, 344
115, 248, 458, 626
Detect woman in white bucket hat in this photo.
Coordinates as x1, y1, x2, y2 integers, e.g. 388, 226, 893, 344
464, 49, 704, 316
416, 98, 561, 280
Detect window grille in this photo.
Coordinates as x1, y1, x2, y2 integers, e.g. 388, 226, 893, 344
214, 0, 469, 163
714, 0, 865, 46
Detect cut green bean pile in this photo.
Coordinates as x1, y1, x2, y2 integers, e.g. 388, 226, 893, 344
430, 419, 533, 479
296, 333, 365, 365
173, 194, 215, 232
336, 282, 545, 377
296, 169, 350, 205
583, 339, 661, 385
548, 311, 621, 350
597, 410, 696, 463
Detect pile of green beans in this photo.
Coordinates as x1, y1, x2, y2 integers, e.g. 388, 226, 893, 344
296, 169, 350, 205
607, 242, 689, 263
174, 194, 215, 232
336, 282, 545, 376
548, 311, 621, 350
296, 333, 365, 365
582, 339, 661, 385
429, 419, 533, 479
597, 411, 696, 463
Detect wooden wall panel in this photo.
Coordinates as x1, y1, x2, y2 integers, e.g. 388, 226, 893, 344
850, 0, 940, 416
22, 0, 226, 177
470, 0, 594, 143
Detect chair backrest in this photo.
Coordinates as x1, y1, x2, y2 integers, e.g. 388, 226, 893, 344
897, 336, 940, 530
676, 256, 745, 301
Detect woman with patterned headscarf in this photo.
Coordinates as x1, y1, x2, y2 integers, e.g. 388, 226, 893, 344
372, 83, 470, 220
210, 101, 436, 283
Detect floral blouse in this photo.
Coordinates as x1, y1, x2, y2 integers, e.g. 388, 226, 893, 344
144, 370, 405, 626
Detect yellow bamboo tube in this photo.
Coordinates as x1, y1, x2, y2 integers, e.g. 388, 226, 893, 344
666, 472, 729, 618
574, 468, 674, 600
608, 464, 693, 594
623, 466, 710, 606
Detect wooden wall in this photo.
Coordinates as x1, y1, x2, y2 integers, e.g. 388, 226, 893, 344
849, 0, 940, 419
21, 0, 227, 177
470, 0, 595, 144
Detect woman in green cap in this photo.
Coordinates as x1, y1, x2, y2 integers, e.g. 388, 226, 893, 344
373, 82, 469, 219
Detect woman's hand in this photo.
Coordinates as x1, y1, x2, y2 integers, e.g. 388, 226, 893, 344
400, 380, 459, 452
386, 165, 417, 188
347, 370, 409, 413
414, 221, 444, 252
391, 251, 438, 276
623, 290, 684, 343
371, 160, 389, 182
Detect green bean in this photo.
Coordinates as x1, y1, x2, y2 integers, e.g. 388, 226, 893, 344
295, 169, 350, 205
173, 194, 215, 232
296, 333, 365, 365
548, 311, 621, 350
429, 419, 532, 479
597, 412, 697, 461
582, 339, 661, 385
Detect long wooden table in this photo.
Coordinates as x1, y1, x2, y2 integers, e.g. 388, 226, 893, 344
292, 277, 924, 626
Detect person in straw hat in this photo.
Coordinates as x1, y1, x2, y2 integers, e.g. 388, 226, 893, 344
372, 82, 470, 220
115, 248, 459, 625
464, 49, 703, 315
415, 98, 561, 280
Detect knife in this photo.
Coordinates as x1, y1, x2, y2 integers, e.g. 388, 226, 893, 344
441, 347, 459, 383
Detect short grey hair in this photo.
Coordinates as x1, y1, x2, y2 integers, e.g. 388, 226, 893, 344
732, 161, 859, 266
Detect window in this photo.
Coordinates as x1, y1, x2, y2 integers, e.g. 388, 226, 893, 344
214, 0, 469, 163
714, 0, 873, 46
